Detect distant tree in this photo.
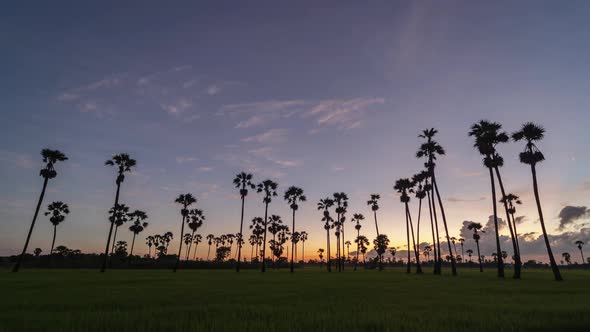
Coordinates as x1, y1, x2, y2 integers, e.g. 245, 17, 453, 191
468, 222, 484, 272
345, 241, 352, 260
373, 234, 390, 271
109, 204, 130, 255
333, 192, 349, 271
562, 252, 571, 265
299, 231, 308, 262
318, 197, 335, 272
575, 241, 585, 264
466, 249, 474, 262
145, 235, 155, 258
394, 178, 422, 274
249, 217, 264, 262
317, 248, 325, 267
34, 248, 42, 257
114, 241, 128, 257
458, 238, 465, 264
367, 194, 381, 237
284, 186, 306, 273
13, 149, 68, 272
356, 235, 370, 264
44, 201, 70, 254
127, 210, 148, 257
257, 179, 278, 272
192, 234, 203, 260
206, 234, 215, 261
512, 122, 562, 281
351, 213, 364, 271
185, 209, 204, 261
233, 172, 255, 272
173, 194, 197, 272
423, 245, 431, 261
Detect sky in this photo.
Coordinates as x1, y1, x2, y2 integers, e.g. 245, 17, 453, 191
1, 1, 590, 263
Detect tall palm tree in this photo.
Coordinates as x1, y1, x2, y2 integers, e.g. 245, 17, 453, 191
468, 222, 484, 272
318, 198, 335, 272
333, 192, 349, 271
412, 171, 428, 261
109, 203, 130, 255
185, 209, 205, 261
127, 210, 148, 257
257, 179, 278, 272
173, 193, 197, 272
373, 234, 390, 271
249, 217, 264, 262
512, 123, 563, 281
458, 238, 465, 263
469, 120, 519, 278
44, 201, 70, 254
299, 231, 308, 263
574, 241, 585, 264
206, 234, 215, 261
100, 153, 135, 273
284, 186, 306, 273
394, 178, 422, 274
424, 172, 440, 274
233, 172, 255, 272
268, 215, 283, 265
502, 193, 522, 259
146, 235, 155, 258
351, 213, 364, 270
367, 194, 381, 237
13, 149, 68, 272
417, 129, 456, 275
192, 234, 203, 260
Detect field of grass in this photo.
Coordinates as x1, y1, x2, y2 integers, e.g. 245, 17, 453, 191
1, 267, 589, 331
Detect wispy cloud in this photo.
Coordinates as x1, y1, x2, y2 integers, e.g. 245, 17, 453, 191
175, 156, 199, 164
242, 128, 288, 144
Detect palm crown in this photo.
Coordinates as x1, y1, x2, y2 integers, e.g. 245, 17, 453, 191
175, 193, 197, 216
128, 210, 148, 234
367, 194, 380, 211
39, 149, 68, 179
394, 178, 414, 203
233, 172, 255, 197
109, 203, 130, 226
105, 153, 136, 184
187, 209, 205, 231
284, 186, 307, 210
352, 213, 364, 230
45, 201, 70, 226
257, 179, 278, 203
512, 122, 546, 165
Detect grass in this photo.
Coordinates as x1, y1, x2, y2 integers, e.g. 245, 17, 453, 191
1, 267, 589, 331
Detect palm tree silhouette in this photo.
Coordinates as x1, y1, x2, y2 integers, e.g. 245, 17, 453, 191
206, 234, 215, 261
356, 235, 370, 265
466, 249, 474, 262
417, 129, 456, 275
185, 209, 204, 261
284, 186, 306, 273
13, 149, 68, 272
145, 235, 155, 258
183, 233, 193, 259
299, 231, 308, 263
373, 234, 390, 271
173, 193, 197, 272
351, 213, 364, 271
163, 231, 173, 251
458, 238, 465, 264
333, 192, 349, 271
469, 121, 520, 278
34, 248, 42, 257
257, 179, 278, 272
468, 222, 484, 272
192, 234, 202, 260
502, 193, 522, 261
100, 153, 135, 273
127, 210, 148, 257
562, 252, 571, 265
394, 178, 422, 274
249, 217, 264, 262
423, 245, 431, 261
318, 198, 335, 272
367, 194, 381, 238
248, 234, 257, 261
512, 122, 563, 281
268, 215, 283, 266
345, 240, 352, 261
317, 248, 325, 267
422, 172, 440, 274
233, 172, 255, 272
109, 203, 130, 255
44, 201, 70, 254
574, 241, 584, 264
412, 171, 428, 263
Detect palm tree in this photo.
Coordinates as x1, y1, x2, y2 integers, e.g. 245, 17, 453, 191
284, 186, 306, 273
423, 172, 440, 274
367, 194, 381, 237
423, 245, 431, 261
100, 153, 135, 273
257, 179, 278, 272
417, 129, 456, 275
109, 203, 130, 255
44, 201, 70, 254
145, 235, 155, 258
468, 222, 484, 272
345, 241, 352, 260
318, 198, 335, 272
206, 234, 215, 260
34, 248, 42, 257
512, 123, 563, 281
13, 149, 68, 272
248, 234, 257, 261
163, 231, 173, 251
373, 234, 390, 271
127, 210, 148, 257
333, 192, 349, 271
318, 248, 325, 267
356, 235, 370, 264
185, 209, 205, 261
470, 120, 519, 278
466, 249, 474, 262
574, 241, 585, 264
173, 193, 197, 272
450, 237, 458, 257
412, 171, 428, 262
299, 231, 308, 263
183, 233, 193, 259
394, 178, 422, 274
458, 238, 465, 264
268, 215, 283, 265
562, 252, 571, 265
502, 193, 523, 259
192, 234, 203, 260
233, 172, 255, 272
249, 217, 264, 262
351, 213, 364, 271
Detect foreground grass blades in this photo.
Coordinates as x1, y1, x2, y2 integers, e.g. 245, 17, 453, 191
1, 268, 589, 332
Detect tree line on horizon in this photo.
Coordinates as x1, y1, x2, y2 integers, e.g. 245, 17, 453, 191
9, 122, 588, 281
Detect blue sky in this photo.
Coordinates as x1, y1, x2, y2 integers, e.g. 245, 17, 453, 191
1, 1, 589, 261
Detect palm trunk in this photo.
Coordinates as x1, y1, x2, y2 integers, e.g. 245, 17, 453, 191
494, 166, 521, 279
302, 241, 305, 263
111, 226, 119, 255
476, 239, 483, 272
100, 179, 121, 273
406, 204, 422, 274
432, 172, 457, 275
207, 244, 211, 261
50, 224, 57, 254
173, 213, 186, 272
427, 190, 438, 274
488, 166, 504, 278
510, 210, 521, 257
416, 198, 422, 260
261, 202, 269, 272
429, 186, 442, 274
193, 242, 199, 260
290, 208, 296, 273
336, 227, 341, 272
373, 211, 379, 237
460, 244, 464, 264
341, 219, 345, 271
354, 228, 360, 271
130, 233, 137, 257
186, 231, 195, 261
405, 206, 411, 274
579, 248, 585, 264
326, 222, 332, 272
236, 196, 246, 272
531, 164, 563, 281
